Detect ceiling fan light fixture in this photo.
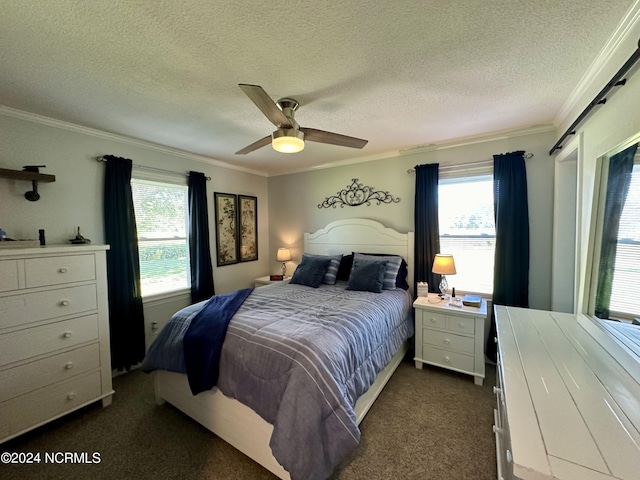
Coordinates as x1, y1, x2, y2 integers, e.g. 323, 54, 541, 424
272, 128, 305, 153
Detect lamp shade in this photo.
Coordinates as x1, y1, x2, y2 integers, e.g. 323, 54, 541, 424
272, 129, 305, 153
432, 254, 456, 275
276, 248, 291, 262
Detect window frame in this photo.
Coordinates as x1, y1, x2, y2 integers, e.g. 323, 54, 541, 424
438, 166, 495, 297
130, 170, 191, 301
588, 149, 640, 321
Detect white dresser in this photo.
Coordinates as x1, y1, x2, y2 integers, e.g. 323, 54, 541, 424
0, 245, 113, 443
413, 294, 487, 385
494, 306, 640, 480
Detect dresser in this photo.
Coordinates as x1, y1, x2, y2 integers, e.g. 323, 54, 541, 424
0, 245, 113, 443
494, 306, 640, 480
413, 294, 487, 385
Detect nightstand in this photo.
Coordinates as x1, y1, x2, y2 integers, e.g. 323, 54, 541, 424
254, 275, 290, 288
413, 293, 487, 385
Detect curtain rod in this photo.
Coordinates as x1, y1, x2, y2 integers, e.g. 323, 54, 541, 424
549, 37, 640, 156
95, 156, 211, 181
406, 152, 533, 174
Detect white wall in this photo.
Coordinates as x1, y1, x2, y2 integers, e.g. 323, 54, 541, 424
0, 112, 270, 345
268, 127, 557, 310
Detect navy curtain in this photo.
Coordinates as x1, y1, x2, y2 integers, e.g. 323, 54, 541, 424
103, 155, 145, 371
414, 163, 440, 295
595, 143, 638, 319
486, 151, 530, 362
188, 171, 215, 303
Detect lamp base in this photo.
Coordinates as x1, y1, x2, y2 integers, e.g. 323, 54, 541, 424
281, 262, 287, 277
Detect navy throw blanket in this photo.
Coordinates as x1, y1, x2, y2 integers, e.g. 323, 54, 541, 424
183, 288, 253, 395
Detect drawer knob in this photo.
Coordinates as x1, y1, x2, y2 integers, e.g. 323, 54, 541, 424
430, 318, 436, 323
457, 322, 464, 328
444, 356, 451, 364
493, 424, 503, 435
506, 450, 513, 463
65, 362, 74, 369
444, 338, 451, 345
493, 386, 501, 395
63, 331, 72, 338
67, 393, 76, 400
494, 336, 498, 344
60, 300, 70, 306
59, 267, 68, 273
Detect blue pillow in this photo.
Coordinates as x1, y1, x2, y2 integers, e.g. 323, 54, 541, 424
347, 259, 388, 293
302, 253, 343, 285
353, 253, 402, 290
290, 256, 332, 288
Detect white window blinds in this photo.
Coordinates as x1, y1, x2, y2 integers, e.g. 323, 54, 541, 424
131, 178, 190, 297
610, 164, 640, 317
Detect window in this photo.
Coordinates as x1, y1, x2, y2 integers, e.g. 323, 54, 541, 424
439, 174, 495, 294
608, 163, 640, 317
131, 178, 190, 297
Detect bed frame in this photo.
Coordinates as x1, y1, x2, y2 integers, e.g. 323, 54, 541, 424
154, 218, 414, 479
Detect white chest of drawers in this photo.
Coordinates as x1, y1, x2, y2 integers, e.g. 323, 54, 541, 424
0, 245, 113, 443
494, 306, 640, 480
413, 294, 487, 385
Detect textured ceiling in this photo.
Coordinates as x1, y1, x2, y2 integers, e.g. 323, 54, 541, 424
0, 0, 636, 175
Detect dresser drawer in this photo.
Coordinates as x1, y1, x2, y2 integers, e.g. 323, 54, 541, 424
0, 371, 102, 438
0, 343, 100, 402
0, 314, 99, 367
421, 345, 474, 373
25, 255, 95, 288
421, 311, 447, 329
448, 315, 475, 335
0, 284, 97, 330
422, 329, 475, 354
0, 260, 21, 293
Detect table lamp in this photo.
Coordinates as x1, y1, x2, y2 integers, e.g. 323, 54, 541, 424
276, 248, 291, 277
432, 254, 456, 298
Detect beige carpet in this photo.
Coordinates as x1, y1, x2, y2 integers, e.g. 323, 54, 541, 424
1, 359, 497, 480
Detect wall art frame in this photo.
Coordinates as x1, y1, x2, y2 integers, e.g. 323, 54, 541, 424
238, 194, 258, 262
214, 192, 239, 266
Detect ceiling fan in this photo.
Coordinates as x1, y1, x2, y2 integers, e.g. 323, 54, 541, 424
235, 84, 368, 155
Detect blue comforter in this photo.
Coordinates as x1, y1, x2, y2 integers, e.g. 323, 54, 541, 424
143, 281, 413, 480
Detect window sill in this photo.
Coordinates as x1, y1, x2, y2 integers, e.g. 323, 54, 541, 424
142, 288, 191, 307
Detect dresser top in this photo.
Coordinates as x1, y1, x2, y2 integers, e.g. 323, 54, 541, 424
496, 306, 640, 480
0, 244, 109, 257
413, 293, 487, 316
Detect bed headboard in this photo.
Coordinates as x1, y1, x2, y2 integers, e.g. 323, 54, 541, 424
304, 218, 414, 294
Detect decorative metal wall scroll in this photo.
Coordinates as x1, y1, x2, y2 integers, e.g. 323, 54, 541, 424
318, 178, 401, 209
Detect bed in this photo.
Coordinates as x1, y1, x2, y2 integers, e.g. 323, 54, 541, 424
146, 218, 415, 479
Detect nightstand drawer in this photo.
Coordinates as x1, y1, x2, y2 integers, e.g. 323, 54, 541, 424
0, 260, 21, 292
421, 311, 447, 329
422, 345, 474, 372
422, 329, 474, 354
448, 315, 475, 335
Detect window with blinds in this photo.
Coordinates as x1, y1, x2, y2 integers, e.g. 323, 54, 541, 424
610, 163, 640, 317
131, 178, 190, 297
439, 174, 495, 294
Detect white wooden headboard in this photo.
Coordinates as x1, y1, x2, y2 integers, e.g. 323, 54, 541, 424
304, 218, 414, 294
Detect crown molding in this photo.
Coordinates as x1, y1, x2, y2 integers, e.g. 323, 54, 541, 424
273, 124, 555, 177
0, 106, 267, 177
554, 0, 640, 127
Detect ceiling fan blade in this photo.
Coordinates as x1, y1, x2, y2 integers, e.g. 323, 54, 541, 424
235, 135, 272, 155
300, 128, 368, 149
239, 84, 292, 128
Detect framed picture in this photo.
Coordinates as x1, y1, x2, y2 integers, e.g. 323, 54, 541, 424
238, 195, 258, 262
214, 192, 238, 266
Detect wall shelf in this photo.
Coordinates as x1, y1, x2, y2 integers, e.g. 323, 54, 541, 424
0, 167, 56, 201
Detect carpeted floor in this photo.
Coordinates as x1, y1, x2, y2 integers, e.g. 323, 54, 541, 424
1, 358, 497, 480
